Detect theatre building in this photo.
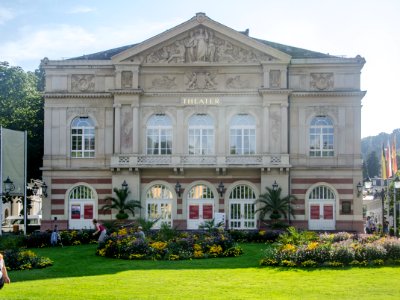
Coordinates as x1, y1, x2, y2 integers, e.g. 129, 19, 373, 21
41, 13, 366, 232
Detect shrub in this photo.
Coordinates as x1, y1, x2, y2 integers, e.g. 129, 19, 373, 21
97, 231, 241, 261
2, 249, 53, 271
329, 243, 355, 265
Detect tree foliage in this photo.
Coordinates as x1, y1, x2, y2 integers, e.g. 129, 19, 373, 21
255, 186, 296, 222
365, 151, 380, 178
101, 187, 142, 220
0, 61, 44, 180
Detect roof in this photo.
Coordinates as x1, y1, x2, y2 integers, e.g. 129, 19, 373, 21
70, 35, 334, 61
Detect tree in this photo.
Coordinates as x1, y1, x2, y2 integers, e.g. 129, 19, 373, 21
365, 151, 380, 178
0, 61, 44, 180
101, 187, 142, 220
255, 187, 296, 223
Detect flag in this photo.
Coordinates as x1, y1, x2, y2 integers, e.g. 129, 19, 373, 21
387, 140, 392, 178
392, 134, 398, 174
381, 144, 387, 179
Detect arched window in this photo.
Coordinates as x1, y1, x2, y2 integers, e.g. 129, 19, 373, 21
309, 116, 334, 157
309, 185, 335, 200
188, 184, 214, 199
188, 114, 214, 155
229, 114, 256, 155
146, 184, 173, 228
229, 184, 256, 229
146, 115, 172, 155
71, 117, 95, 158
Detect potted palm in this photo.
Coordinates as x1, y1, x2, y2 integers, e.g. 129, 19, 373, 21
255, 186, 296, 225
101, 187, 142, 220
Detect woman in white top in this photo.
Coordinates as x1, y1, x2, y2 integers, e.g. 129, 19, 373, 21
0, 253, 10, 288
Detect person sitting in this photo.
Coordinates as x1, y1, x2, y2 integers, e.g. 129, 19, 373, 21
136, 226, 145, 239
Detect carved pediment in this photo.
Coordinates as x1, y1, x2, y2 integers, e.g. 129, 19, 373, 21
112, 13, 291, 65
136, 27, 275, 64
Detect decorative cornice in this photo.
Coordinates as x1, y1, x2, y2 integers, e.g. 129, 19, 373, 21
292, 91, 366, 97
44, 93, 113, 99
258, 88, 292, 95
143, 91, 259, 96
111, 89, 144, 95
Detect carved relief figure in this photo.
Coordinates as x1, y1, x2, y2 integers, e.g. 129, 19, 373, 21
207, 31, 216, 62
226, 75, 249, 89
270, 70, 281, 88
204, 72, 217, 89
187, 72, 198, 89
186, 72, 217, 90
71, 75, 95, 92
270, 111, 281, 143
141, 27, 274, 64
185, 31, 196, 62
195, 28, 208, 61
167, 41, 185, 63
310, 73, 334, 90
121, 110, 133, 152
150, 76, 177, 90
121, 71, 133, 88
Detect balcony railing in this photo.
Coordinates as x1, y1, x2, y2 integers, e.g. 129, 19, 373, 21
110, 154, 290, 169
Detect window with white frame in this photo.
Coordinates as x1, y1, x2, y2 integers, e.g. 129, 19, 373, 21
146, 114, 172, 155
146, 184, 173, 228
188, 114, 214, 155
229, 114, 256, 155
309, 116, 334, 157
71, 117, 95, 158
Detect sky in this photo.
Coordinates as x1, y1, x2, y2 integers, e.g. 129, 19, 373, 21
1, 0, 399, 138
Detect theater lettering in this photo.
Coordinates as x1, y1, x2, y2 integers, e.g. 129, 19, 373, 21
182, 97, 220, 105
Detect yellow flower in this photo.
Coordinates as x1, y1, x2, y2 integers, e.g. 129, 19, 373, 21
118, 228, 128, 236
150, 241, 167, 250
209, 244, 223, 255
194, 244, 202, 251
259, 230, 266, 236
306, 242, 318, 251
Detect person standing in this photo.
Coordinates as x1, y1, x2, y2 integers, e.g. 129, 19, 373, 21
0, 254, 10, 289
92, 219, 107, 244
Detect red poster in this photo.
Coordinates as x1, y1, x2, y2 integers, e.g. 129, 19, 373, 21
189, 205, 199, 219
310, 205, 320, 220
84, 204, 93, 219
203, 205, 213, 219
324, 205, 333, 220
71, 205, 81, 219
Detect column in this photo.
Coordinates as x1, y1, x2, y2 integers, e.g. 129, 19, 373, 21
114, 103, 121, 153
132, 105, 139, 154
281, 103, 288, 153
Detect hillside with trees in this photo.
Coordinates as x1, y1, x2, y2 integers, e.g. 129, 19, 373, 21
361, 129, 400, 178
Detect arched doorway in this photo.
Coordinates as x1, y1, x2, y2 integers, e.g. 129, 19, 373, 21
187, 184, 215, 229
145, 184, 173, 228
308, 185, 336, 230
229, 184, 256, 229
68, 185, 96, 229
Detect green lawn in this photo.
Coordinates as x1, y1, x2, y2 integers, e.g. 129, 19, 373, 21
2, 243, 400, 300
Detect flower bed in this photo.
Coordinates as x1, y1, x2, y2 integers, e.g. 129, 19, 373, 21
260, 227, 400, 268
2, 249, 53, 271
96, 228, 243, 260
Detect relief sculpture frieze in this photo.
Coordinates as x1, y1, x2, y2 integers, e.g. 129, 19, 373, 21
149, 76, 177, 90
138, 27, 273, 64
71, 75, 95, 92
186, 72, 217, 90
310, 73, 334, 90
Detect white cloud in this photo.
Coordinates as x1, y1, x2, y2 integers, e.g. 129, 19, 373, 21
68, 6, 96, 14
0, 6, 15, 25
